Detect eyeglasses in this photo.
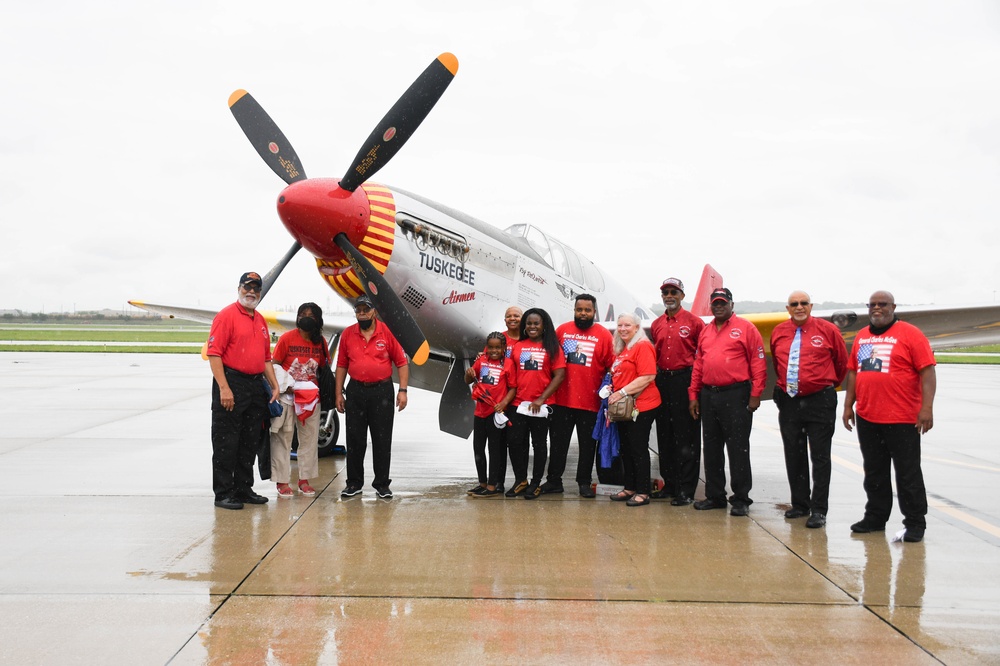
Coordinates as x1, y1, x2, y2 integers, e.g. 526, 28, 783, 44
787, 301, 810, 307
661, 289, 682, 296
240, 283, 262, 293
867, 302, 891, 309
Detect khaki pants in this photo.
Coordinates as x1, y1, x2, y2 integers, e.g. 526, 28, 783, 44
270, 404, 320, 483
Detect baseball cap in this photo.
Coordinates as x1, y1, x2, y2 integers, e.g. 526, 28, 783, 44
660, 277, 685, 293
355, 295, 374, 309
239, 271, 262, 287
710, 287, 733, 303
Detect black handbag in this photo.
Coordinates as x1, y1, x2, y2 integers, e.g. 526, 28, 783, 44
317, 340, 335, 410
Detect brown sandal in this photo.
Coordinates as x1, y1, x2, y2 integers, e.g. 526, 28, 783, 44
610, 490, 635, 502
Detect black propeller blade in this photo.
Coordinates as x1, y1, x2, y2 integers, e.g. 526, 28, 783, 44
259, 241, 302, 301
229, 90, 307, 185
338, 53, 458, 192
334, 233, 430, 366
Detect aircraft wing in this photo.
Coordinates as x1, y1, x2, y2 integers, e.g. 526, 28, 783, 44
127, 300, 355, 341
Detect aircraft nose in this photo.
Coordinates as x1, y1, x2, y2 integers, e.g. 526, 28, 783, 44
276, 178, 370, 261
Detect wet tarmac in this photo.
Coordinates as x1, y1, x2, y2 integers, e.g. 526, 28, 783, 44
1, 352, 998, 665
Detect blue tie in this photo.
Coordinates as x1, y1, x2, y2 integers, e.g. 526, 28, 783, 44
786, 327, 802, 397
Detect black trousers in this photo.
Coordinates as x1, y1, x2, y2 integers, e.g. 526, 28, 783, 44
618, 410, 655, 494
211, 368, 268, 501
472, 415, 508, 487
548, 405, 620, 486
775, 386, 837, 515
654, 369, 701, 497
509, 412, 549, 484
345, 381, 395, 489
857, 416, 927, 529
699, 383, 753, 505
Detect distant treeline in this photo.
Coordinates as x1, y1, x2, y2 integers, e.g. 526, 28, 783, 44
1, 311, 167, 324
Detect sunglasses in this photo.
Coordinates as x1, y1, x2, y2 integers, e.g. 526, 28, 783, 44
661, 289, 682, 296
787, 301, 810, 307
867, 302, 891, 309
240, 283, 262, 293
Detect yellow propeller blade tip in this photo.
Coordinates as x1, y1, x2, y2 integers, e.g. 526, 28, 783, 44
411, 341, 430, 366
228, 89, 248, 108
437, 53, 459, 76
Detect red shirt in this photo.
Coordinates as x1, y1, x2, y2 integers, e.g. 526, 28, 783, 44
849, 320, 935, 424
503, 332, 519, 358
207, 302, 272, 374
650, 308, 705, 371
770, 316, 848, 396
553, 321, 614, 411
611, 339, 661, 413
510, 339, 567, 404
273, 329, 329, 383
689, 315, 767, 399
470, 356, 515, 418
335, 320, 407, 382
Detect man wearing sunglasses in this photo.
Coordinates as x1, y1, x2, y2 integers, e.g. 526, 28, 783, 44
842, 291, 936, 543
335, 295, 410, 499
206, 272, 281, 510
770, 291, 848, 529
649, 277, 705, 506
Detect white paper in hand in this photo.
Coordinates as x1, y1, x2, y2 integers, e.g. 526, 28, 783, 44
516, 401, 551, 418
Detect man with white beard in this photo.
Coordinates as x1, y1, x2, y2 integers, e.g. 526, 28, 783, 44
206, 272, 280, 510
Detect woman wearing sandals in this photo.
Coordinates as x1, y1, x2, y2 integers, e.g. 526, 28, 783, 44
608, 312, 661, 507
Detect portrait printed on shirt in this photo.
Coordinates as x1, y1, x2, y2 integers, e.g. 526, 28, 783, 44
519, 348, 546, 371
857, 338, 892, 373
478, 363, 500, 386
562, 337, 595, 366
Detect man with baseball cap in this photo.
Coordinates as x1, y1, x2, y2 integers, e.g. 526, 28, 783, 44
688, 287, 766, 516
650, 278, 705, 505
335, 295, 410, 499
206, 271, 280, 510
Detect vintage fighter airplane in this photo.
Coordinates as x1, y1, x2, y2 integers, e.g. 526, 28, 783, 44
131, 52, 1000, 454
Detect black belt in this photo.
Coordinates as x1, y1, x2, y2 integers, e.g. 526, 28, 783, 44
224, 367, 263, 380
783, 385, 835, 399
703, 380, 750, 392
351, 378, 391, 387
658, 367, 692, 376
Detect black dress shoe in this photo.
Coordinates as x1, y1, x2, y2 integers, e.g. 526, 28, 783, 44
850, 519, 886, 533
730, 503, 749, 517
238, 491, 269, 505
693, 498, 727, 511
671, 494, 693, 506
784, 507, 810, 519
903, 528, 925, 542
539, 481, 564, 494
806, 513, 826, 529
578, 484, 596, 498
214, 497, 244, 510
522, 482, 542, 500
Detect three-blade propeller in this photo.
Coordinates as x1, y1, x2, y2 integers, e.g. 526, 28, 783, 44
228, 53, 458, 365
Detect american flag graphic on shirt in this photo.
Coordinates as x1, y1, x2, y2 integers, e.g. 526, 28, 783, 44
857, 341, 893, 373
519, 348, 547, 370
479, 362, 501, 385
562, 337, 596, 367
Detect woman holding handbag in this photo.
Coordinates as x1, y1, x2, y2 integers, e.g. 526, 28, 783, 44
608, 312, 661, 506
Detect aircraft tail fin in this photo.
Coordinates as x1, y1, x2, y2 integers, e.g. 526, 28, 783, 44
691, 264, 723, 317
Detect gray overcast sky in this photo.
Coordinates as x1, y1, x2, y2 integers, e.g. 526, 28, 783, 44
2, 0, 999, 314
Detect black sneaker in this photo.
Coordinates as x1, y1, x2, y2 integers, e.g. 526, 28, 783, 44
473, 487, 503, 498
522, 481, 542, 500
578, 484, 596, 498
850, 518, 886, 533
539, 481, 564, 494
237, 490, 269, 505
214, 497, 244, 510
375, 486, 394, 499
693, 498, 727, 511
467, 485, 486, 495
903, 527, 925, 542
730, 503, 749, 517
341, 485, 363, 498
806, 513, 826, 529
505, 480, 528, 498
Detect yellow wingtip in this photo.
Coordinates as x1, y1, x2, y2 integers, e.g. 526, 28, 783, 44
228, 89, 248, 108
411, 341, 430, 366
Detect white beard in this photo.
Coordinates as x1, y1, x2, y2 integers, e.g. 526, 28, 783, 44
238, 292, 259, 311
